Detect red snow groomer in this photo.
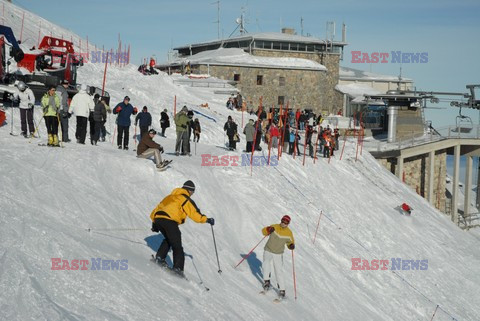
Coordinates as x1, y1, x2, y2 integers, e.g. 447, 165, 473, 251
17, 36, 82, 86
0, 25, 82, 102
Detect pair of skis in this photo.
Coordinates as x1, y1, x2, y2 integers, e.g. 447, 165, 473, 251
150, 255, 210, 291
259, 288, 286, 303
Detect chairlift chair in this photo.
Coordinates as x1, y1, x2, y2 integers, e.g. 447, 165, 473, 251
452, 107, 473, 133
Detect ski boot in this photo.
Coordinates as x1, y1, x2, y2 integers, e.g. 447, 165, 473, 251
263, 280, 271, 291
279, 290, 286, 298
47, 134, 54, 146
172, 267, 185, 278
155, 257, 168, 269
52, 135, 60, 147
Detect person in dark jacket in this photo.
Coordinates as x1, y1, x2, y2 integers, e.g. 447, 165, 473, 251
150, 180, 215, 276
306, 125, 314, 157
193, 118, 201, 142
137, 129, 169, 169
56, 80, 70, 142
186, 110, 194, 154
254, 120, 262, 151
224, 116, 238, 151
135, 106, 152, 139
160, 108, 170, 137
113, 96, 137, 150
91, 96, 107, 145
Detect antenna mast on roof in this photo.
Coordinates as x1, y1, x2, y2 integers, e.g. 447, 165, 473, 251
228, 7, 248, 38
397, 66, 403, 90
301, 17, 304, 36
211, 1, 220, 39
326, 21, 335, 52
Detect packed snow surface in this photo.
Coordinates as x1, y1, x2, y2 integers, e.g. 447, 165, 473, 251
1, 1, 479, 320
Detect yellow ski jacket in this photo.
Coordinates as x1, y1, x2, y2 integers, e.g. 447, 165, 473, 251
150, 188, 207, 225
262, 224, 294, 254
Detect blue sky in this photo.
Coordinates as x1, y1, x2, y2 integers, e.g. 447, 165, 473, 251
15, 0, 480, 127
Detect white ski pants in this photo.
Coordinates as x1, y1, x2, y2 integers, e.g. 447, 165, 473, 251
263, 251, 285, 291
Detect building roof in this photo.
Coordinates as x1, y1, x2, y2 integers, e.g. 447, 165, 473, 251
340, 66, 413, 82
163, 48, 327, 71
173, 31, 347, 51
335, 83, 385, 104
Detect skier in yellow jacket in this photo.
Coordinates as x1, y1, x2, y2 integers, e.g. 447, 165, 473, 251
262, 215, 295, 298
41, 86, 61, 146
150, 180, 214, 276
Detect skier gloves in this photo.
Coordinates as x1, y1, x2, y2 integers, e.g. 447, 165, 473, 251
206, 218, 215, 225
267, 226, 275, 234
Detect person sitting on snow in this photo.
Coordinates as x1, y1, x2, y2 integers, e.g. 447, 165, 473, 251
136, 129, 170, 169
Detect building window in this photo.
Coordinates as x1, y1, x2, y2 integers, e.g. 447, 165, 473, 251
279, 76, 285, 86
234, 74, 241, 82
257, 75, 263, 85
278, 96, 285, 106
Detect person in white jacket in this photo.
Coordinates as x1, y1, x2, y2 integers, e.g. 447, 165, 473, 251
68, 84, 94, 144
14, 81, 36, 138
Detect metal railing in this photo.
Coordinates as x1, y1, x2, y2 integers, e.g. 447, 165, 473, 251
362, 124, 480, 153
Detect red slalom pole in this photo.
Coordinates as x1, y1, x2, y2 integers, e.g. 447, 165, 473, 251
174, 95, 177, 116
234, 235, 268, 269
313, 122, 321, 164
312, 211, 323, 244
292, 250, 297, 301
101, 47, 109, 96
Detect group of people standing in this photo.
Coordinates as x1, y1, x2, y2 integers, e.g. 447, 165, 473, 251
222, 107, 340, 159
11, 80, 110, 147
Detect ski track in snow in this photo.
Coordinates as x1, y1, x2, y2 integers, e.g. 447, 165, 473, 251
1, 1, 480, 320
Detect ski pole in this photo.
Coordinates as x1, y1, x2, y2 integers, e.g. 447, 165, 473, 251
56, 112, 63, 147
234, 235, 267, 269
9, 106, 15, 135
29, 113, 45, 144
292, 250, 297, 300
32, 109, 41, 138
210, 225, 222, 274
430, 304, 439, 321
312, 211, 323, 244
133, 125, 137, 145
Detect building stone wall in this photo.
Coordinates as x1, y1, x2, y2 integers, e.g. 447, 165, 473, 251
197, 64, 325, 112
251, 49, 343, 116
376, 151, 447, 213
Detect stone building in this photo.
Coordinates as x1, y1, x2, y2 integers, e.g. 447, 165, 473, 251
159, 29, 347, 115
